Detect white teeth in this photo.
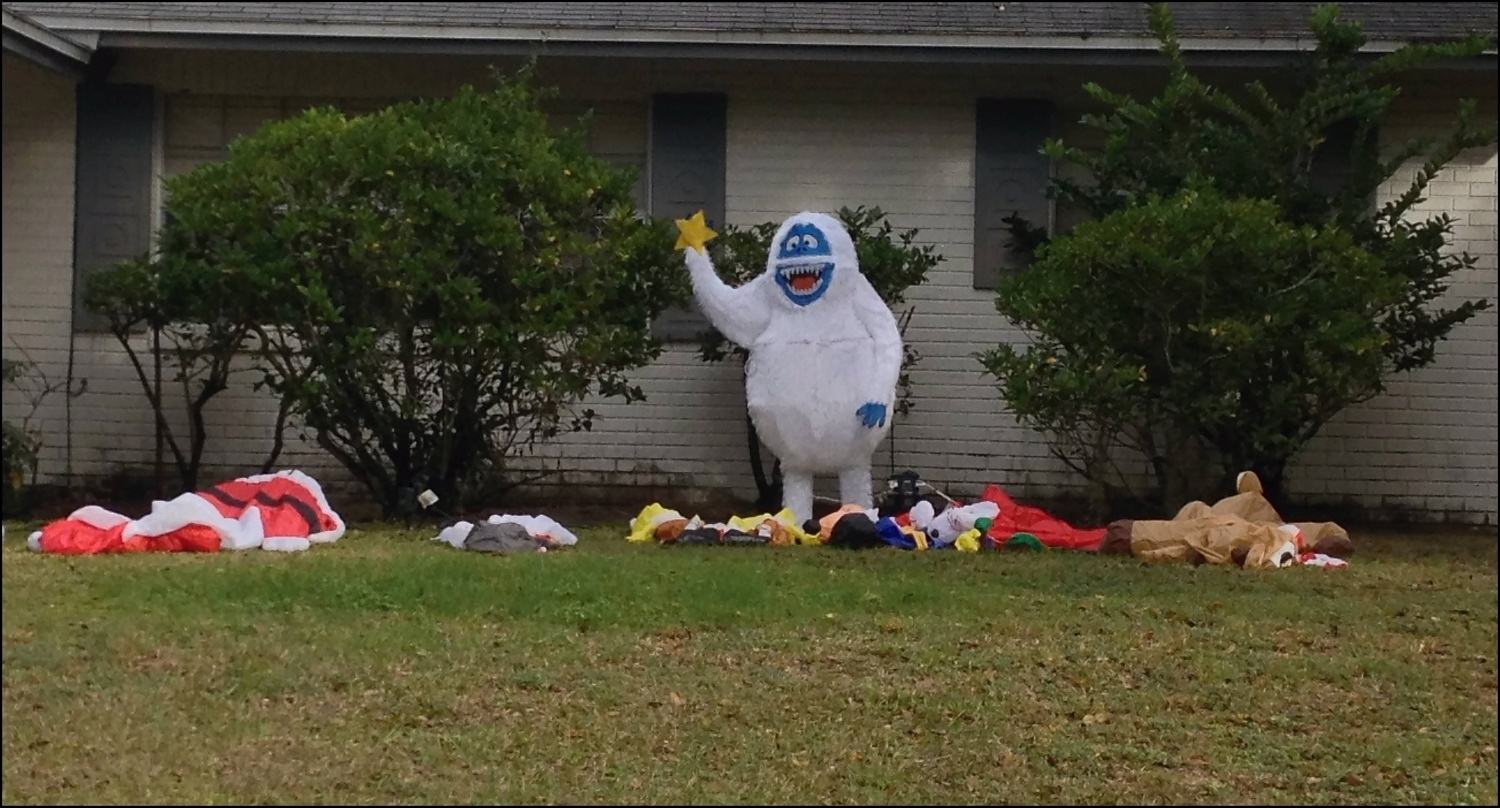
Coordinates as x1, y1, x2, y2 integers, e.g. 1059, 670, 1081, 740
776, 263, 830, 295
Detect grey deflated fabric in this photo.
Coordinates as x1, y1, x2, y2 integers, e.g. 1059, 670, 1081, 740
462, 521, 545, 555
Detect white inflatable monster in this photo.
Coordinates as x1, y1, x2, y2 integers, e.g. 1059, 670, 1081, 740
683, 211, 903, 523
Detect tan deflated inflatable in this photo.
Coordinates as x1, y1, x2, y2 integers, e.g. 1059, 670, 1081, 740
1098, 472, 1353, 569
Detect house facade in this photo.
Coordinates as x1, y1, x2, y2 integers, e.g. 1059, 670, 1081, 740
3, 2, 1496, 523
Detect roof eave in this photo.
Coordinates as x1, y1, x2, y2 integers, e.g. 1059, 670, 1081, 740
11, 14, 1497, 68
80, 28, 1498, 69
2, 8, 94, 76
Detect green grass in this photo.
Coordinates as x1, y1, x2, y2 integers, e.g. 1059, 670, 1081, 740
3, 521, 1496, 804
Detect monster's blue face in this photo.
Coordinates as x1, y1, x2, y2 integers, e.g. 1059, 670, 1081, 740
773, 222, 835, 306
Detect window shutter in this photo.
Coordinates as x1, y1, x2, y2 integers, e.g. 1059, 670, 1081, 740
649, 93, 727, 342
1310, 117, 1381, 216
973, 99, 1054, 290
73, 83, 155, 331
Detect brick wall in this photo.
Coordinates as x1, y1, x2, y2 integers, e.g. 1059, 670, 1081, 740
2, 55, 79, 483
3, 50, 1494, 522
1285, 72, 1498, 521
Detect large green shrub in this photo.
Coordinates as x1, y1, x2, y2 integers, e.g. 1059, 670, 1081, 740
986, 186, 1398, 510
93, 66, 684, 513
985, 3, 1495, 510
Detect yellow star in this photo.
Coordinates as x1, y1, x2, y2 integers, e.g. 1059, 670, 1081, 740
673, 210, 718, 254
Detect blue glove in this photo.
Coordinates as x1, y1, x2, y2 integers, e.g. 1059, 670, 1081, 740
856, 402, 888, 429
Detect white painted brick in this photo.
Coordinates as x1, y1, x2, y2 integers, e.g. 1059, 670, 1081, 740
4, 52, 1495, 523
1453, 195, 1497, 211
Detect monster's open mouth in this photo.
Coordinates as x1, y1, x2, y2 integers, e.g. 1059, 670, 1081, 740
774, 261, 834, 305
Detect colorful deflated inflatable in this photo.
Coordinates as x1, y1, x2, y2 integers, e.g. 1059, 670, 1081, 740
27, 470, 345, 554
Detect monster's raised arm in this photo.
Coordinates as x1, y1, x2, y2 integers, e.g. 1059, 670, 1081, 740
684, 248, 771, 349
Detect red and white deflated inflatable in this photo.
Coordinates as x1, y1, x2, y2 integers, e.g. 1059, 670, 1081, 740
26, 470, 345, 554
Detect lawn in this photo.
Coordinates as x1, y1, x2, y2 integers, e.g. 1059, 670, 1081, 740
2, 520, 1496, 804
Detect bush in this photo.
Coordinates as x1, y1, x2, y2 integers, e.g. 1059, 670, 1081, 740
108, 66, 685, 514
985, 186, 1396, 510
987, 3, 1495, 510
2, 359, 40, 513
85, 256, 254, 492
697, 206, 939, 509
1, 354, 84, 516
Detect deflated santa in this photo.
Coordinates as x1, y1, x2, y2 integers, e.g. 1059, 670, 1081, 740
28, 470, 345, 554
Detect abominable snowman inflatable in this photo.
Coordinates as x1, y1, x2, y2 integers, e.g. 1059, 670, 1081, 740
682, 211, 902, 524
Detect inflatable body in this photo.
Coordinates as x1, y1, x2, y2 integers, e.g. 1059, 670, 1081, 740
1098, 471, 1353, 568
27, 470, 345, 554
684, 212, 902, 522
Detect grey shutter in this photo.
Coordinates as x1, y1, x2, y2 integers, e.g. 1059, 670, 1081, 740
973, 99, 1053, 290
1310, 118, 1357, 193
1310, 118, 1375, 200
74, 83, 155, 331
1310, 118, 1381, 220
649, 93, 726, 342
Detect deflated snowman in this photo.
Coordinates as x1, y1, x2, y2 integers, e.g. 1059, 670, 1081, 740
676, 210, 902, 523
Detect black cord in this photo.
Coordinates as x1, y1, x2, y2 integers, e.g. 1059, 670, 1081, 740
65, 282, 78, 492
889, 416, 896, 478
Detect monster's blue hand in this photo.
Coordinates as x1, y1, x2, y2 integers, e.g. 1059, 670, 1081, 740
856, 402, 888, 429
